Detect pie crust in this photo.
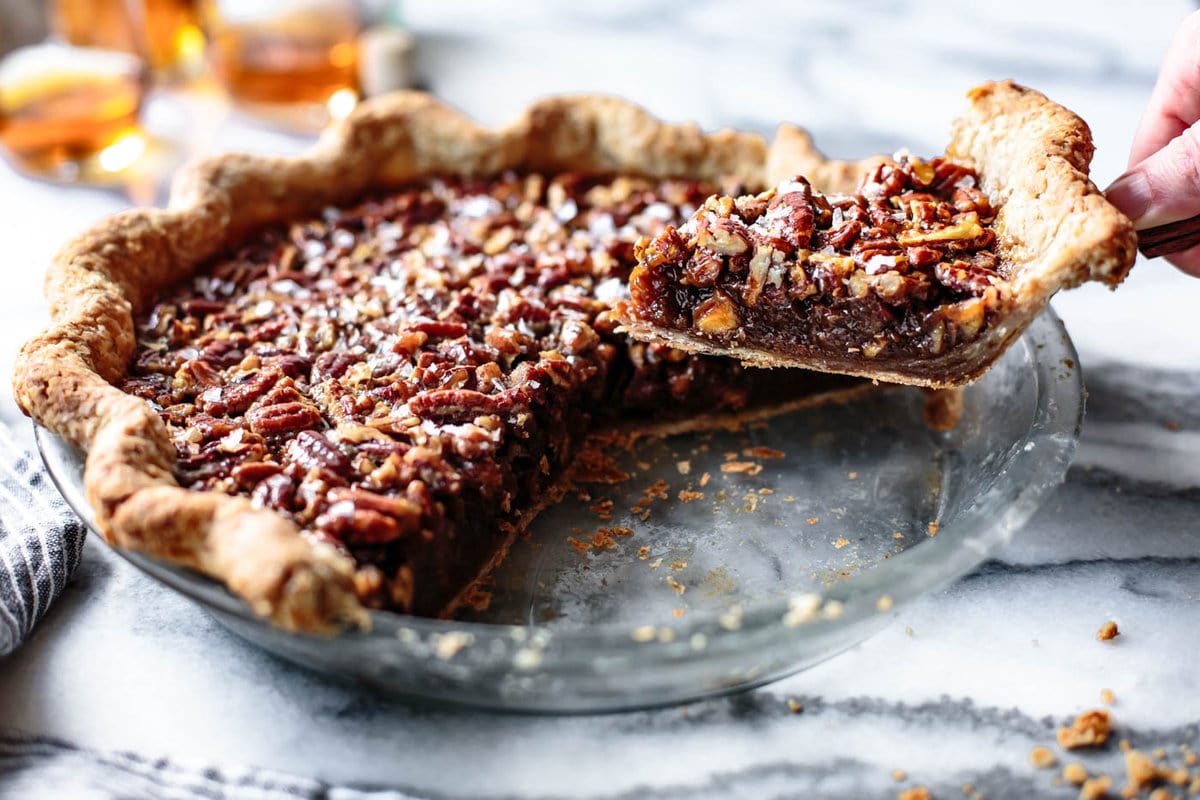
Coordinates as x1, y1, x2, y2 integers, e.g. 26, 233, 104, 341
12, 81, 1133, 632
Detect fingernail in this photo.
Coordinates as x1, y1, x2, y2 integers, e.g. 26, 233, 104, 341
1105, 171, 1152, 221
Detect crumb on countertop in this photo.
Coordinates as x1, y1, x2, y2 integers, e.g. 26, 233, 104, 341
1063, 763, 1089, 785
1097, 621, 1120, 641
1078, 775, 1111, 800
1030, 746, 1058, 768
1057, 709, 1111, 750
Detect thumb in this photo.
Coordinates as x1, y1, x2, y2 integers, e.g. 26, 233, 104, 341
1106, 121, 1200, 230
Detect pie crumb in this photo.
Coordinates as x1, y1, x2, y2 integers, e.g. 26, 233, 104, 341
897, 786, 930, 800
1058, 709, 1111, 750
743, 446, 785, 460
1078, 775, 1111, 800
1101, 689, 1115, 706
1030, 746, 1058, 768
1123, 748, 1164, 793
892, 770, 907, 782
1097, 621, 1120, 641
927, 520, 940, 537
786, 697, 803, 714
1063, 763, 1089, 785
676, 460, 691, 475
834, 537, 850, 549
807, 517, 820, 525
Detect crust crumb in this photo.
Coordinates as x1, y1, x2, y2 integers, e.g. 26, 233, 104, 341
834, 537, 850, 549
666, 576, 686, 595
897, 786, 930, 800
1097, 621, 1120, 641
892, 769, 908, 782
1031, 746, 1059, 768
1123, 749, 1163, 795
743, 446, 785, 460
589, 499, 614, 521
721, 461, 763, 475
644, 479, 671, 501
807, 517, 820, 524
1078, 775, 1111, 800
1057, 709, 1111, 750
1101, 689, 1115, 706
699, 472, 711, 487
786, 697, 803, 713
927, 520, 940, 537
676, 460, 691, 475
1063, 763, 1089, 785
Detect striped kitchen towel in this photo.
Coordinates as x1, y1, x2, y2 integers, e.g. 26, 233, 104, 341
0, 423, 86, 658
0, 733, 425, 800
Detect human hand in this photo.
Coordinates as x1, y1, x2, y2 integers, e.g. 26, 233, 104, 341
1106, 10, 1200, 276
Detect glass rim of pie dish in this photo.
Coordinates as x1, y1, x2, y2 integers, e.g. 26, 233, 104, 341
35, 308, 1083, 713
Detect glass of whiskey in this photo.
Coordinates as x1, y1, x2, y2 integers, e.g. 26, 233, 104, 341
200, 0, 362, 130
50, 0, 206, 78
0, 43, 151, 183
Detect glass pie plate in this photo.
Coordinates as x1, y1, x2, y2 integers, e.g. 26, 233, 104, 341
36, 310, 1082, 713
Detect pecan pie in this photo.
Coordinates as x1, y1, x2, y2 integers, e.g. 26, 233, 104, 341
13, 82, 1134, 632
621, 84, 1136, 386
115, 171, 850, 620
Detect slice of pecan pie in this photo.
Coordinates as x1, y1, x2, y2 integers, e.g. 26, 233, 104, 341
12, 82, 1134, 632
621, 84, 1136, 386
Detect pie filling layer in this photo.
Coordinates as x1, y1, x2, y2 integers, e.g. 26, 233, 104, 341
119, 172, 854, 617
624, 156, 1010, 366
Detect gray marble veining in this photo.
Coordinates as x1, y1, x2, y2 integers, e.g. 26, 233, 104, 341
2, 2, 1199, 798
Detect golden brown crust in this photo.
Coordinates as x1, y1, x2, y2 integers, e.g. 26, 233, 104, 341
15, 84, 1131, 630
13, 93, 774, 632
622, 81, 1138, 388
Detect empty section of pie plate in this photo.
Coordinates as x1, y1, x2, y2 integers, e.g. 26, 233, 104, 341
36, 310, 1082, 712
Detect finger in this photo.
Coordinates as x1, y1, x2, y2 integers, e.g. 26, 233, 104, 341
1129, 10, 1200, 166
1164, 241, 1200, 278
1106, 120, 1200, 229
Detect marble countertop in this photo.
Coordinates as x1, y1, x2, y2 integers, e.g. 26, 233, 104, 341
2, 2, 1199, 797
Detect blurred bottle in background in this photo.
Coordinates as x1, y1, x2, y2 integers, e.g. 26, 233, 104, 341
201, 0, 362, 126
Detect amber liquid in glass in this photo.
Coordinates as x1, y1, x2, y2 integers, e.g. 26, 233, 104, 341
203, 4, 359, 106
0, 74, 144, 174
52, 0, 203, 72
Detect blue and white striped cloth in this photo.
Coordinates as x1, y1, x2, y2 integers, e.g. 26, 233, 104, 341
0, 424, 430, 798
0, 423, 86, 658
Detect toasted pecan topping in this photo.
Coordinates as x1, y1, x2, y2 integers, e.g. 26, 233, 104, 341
120, 171, 775, 615
628, 155, 1010, 363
